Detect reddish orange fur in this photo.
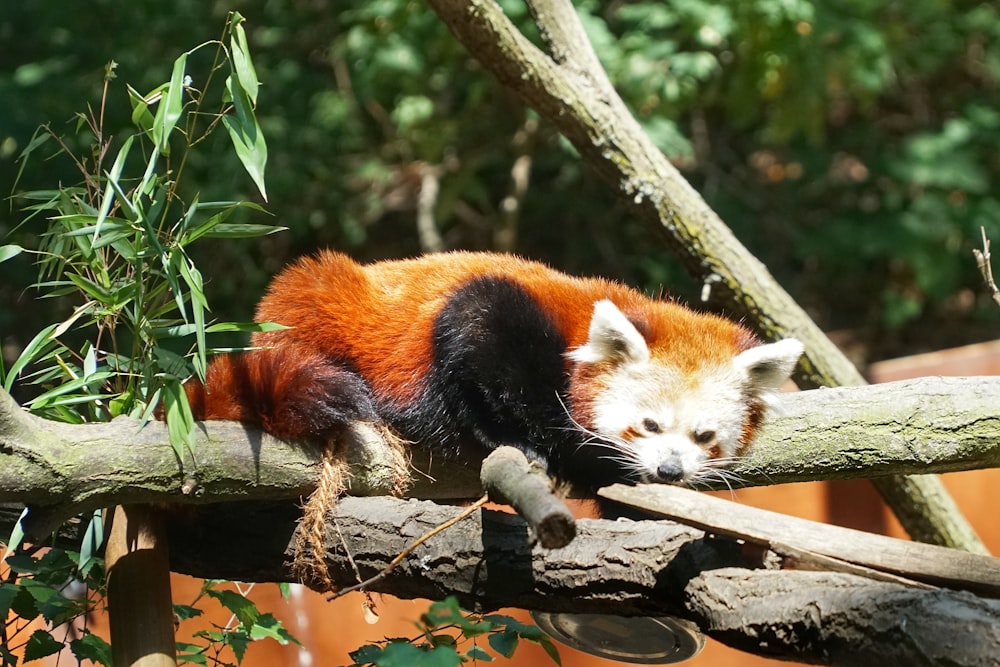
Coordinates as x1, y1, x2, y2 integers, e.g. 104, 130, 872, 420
245, 251, 753, 405
186, 251, 772, 453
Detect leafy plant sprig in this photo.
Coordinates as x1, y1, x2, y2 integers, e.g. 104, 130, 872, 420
348, 597, 561, 667
2, 11, 280, 460
1, 12, 292, 666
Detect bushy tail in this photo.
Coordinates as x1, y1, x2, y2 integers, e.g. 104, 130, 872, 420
184, 346, 378, 442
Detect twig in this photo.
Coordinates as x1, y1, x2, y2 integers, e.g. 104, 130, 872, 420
325, 494, 489, 601
973, 226, 1000, 309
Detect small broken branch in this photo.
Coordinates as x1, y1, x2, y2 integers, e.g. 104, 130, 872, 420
480, 446, 575, 548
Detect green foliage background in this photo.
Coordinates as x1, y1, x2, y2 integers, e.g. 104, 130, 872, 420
4, 0, 1000, 370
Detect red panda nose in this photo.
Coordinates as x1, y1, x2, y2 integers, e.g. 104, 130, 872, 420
656, 462, 685, 483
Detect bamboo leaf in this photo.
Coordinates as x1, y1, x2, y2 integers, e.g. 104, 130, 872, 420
0, 244, 24, 263
4, 324, 59, 392
222, 76, 268, 201
203, 222, 286, 239
152, 53, 188, 154
162, 378, 196, 460
94, 134, 135, 236
229, 12, 259, 104
25, 371, 113, 409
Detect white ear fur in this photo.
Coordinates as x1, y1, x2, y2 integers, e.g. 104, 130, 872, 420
734, 338, 804, 391
568, 300, 650, 365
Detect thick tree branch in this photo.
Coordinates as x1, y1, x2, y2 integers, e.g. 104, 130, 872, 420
151, 497, 1000, 667
3, 378, 1000, 517
686, 569, 1000, 665
423, 0, 984, 553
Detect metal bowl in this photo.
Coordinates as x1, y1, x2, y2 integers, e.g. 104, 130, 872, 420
530, 612, 707, 664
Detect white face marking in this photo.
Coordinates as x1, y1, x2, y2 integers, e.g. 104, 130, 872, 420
590, 361, 749, 484
568, 301, 803, 486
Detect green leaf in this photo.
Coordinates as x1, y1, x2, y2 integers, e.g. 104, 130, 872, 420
70, 632, 113, 667
52, 300, 98, 338
4, 323, 58, 392
222, 76, 268, 201
162, 377, 196, 460
20, 579, 82, 625
202, 223, 286, 239
25, 371, 114, 410
250, 613, 302, 646
277, 582, 292, 601
465, 645, 493, 661
230, 12, 260, 104
205, 321, 287, 333
127, 83, 158, 133
78, 509, 104, 578
176, 642, 209, 665
152, 53, 188, 154
422, 597, 465, 630
177, 256, 208, 373
4, 507, 29, 556
226, 630, 252, 663
374, 642, 423, 667
423, 598, 490, 637
23, 629, 64, 661
173, 603, 205, 621
535, 635, 562, 665
8, 582, 39, 621
205, 588, 259, 630
350, 644, 384, 665
0, 244, 24, 263
94, 134, 135, 235
162, 251, 189, 322
487, 630, 518, 658
12, 126, 52, 195
0, 583, 21, 619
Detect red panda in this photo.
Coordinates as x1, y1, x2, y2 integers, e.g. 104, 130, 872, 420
187, 251, 803, 492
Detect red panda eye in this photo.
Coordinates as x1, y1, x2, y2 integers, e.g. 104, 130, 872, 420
693, 429, 716, 445
642, 418, 662, 434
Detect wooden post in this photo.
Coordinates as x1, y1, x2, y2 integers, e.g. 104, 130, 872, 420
105, 505, 176, 667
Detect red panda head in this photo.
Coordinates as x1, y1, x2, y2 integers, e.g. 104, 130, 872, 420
566, 300, 803, 486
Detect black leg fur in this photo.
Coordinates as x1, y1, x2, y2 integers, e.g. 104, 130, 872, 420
409, 276, 574, 464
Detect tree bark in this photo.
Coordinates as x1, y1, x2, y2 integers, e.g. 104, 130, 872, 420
422, 0, 985, 553
4, 378, 999, 522
151, 496, 1000, 667
687, 569, 1000, 666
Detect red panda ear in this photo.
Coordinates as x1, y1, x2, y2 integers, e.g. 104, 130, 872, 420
568, 300, 650, 365
733, 338, 804, 391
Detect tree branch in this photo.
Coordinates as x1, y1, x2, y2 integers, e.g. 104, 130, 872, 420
152, 497, 1000, 667
3, 377, 1000, 519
